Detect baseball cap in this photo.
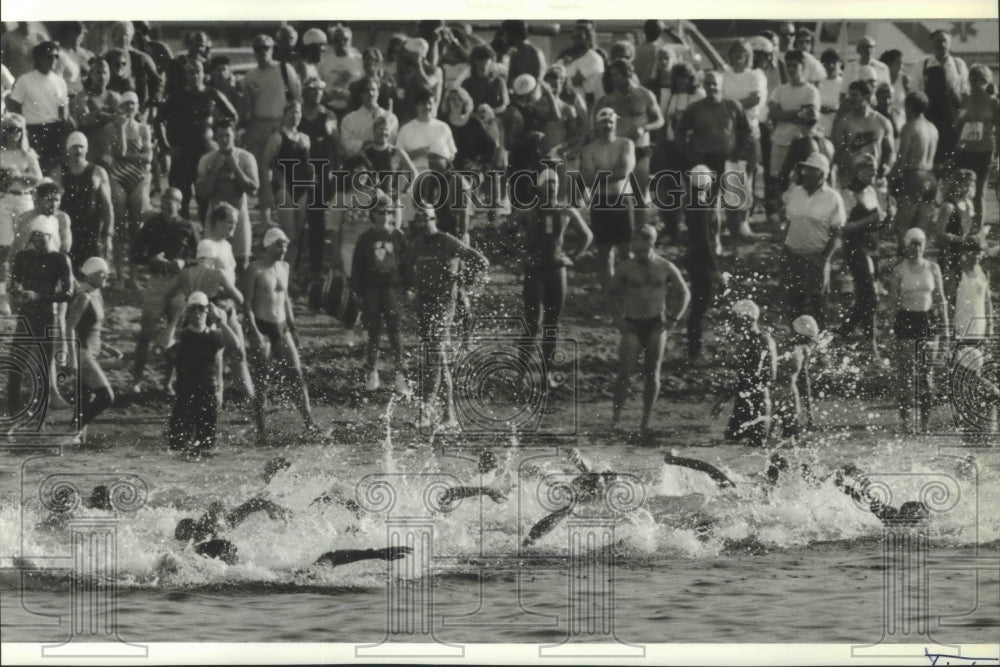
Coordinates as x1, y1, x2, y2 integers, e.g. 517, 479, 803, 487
857, 35, 876, 48
732, 299, 760, 321
81, 257, 110, 276
903, 227, 927, 245
120, 91, 140, 106
253, 34, 275, 49
196, 239, 218, 259
187, 291, 210, 307
303, 28, 327, 46
595, 107, 618, 122
748, 35, 775, 54
32, 41, 59, 57
792, 315, 820, 340
66, 131, 88, 150
161, 187, 183, 202
799, 152, 830, 177
512, 73, 538, 97
263, 226, 290, 248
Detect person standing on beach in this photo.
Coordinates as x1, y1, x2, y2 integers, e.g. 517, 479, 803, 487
66, 257, 115, 445
244, 227, 317, 436
609, 224, 690, 434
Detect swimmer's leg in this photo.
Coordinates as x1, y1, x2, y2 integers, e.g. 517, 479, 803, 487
314, 546, 413, 567
612, 329, 642, 428
639, 327, 667, 431
522, 507, 572, 548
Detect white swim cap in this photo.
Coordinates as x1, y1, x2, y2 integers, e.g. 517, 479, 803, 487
903, 227, 927, 245
792, 314, 820, 340
732, 299, 760, 321
263, 226, 290, 248
81, 257, 109, 275
537, 168, 558, 188
187, 291, 209, 307
690, 164, 714, 190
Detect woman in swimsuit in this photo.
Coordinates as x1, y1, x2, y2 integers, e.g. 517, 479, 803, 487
66, 257, 115, 444
0, 113, 43, 315
887, 227, 948, 431
261, 100, 312, 279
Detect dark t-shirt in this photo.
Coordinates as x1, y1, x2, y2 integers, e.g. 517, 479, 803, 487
173, 328, 225, 393
351, 227, 407, 290
522, 208, 570, 269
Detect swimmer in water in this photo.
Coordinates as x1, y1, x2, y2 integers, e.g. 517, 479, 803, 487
522, 448, 623, 547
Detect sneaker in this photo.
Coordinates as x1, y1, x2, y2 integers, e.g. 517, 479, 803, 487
394, 373, 413, 399
365, 370, 381, 392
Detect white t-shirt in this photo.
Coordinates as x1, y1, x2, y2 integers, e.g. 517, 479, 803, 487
395, 118, 457, 172
722, 69, 767, 129
954, 266, 989, 340
783, 184, 846, 255
9, 70, 69, 124
564, 50, 605, 100
318, 51, 363, 91
842, 60, 891, 88
769, 82, 821, 146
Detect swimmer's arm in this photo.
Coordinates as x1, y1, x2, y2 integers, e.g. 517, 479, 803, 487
663, 452, 737, 489
242, 266, 265, 343
935, 202, 959, 243
931, 261, 949, 331
314, 546, 413, 567
64, 291, 87, 368
879, 117, 896, 175
522, 507, 571, 548
213, 305, 240, 349
612, 139, 636, 182
439, 486, 507, 508
94, 166, 114, 249
454, 238, 489, 277
565, 207, 593, 260
766, 334, 778, 384
53, 254, 74, 303
58, 212, 72, 255
219, 273, 244, 306
642, 88, 664, 133
225, 497, 292, 527
663, 260, 690, 326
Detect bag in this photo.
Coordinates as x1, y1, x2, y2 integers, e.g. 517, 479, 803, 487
310, 268, 360, 326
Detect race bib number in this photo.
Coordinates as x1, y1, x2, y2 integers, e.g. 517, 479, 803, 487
960, 121, 984, 142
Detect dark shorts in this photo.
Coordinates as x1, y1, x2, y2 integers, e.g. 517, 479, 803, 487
590, 199, 632, 246
893, 310, 933, 340
257, 319, 289, 348
624, 314, 666, 345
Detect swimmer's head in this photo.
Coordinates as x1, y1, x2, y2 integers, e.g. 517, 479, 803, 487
792, 314, 820, 342
689, 164, 715, 190
263, 456, 291, 484
731, 299, 760, 322
262, 226, 290, 259
766, 453, 788, 485
536, 168, 559, 198
632, 224, 657, 258
175, 518, 197, 541
478, 450, 498, 475
903, 227, 926, 259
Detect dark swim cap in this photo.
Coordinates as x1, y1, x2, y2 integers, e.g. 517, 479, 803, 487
195, 539, 239, 565
175, 518, 197, 541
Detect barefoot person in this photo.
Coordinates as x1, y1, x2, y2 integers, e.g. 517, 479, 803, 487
166, 291, 239, 458
5, 218, 74, 429
887, 227, 948, 432
0, 112, 42, 315
520, 169, 593, 387
711, 299, 777, 448
404, 206, 488, 429
772, 314, 820, 440
581, 107, 636, 297
609, 225, 690, 433
65, 257, 114, 444
245, 227, 317, 434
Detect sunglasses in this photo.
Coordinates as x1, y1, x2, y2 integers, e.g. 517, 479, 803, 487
189, 304, 208, 312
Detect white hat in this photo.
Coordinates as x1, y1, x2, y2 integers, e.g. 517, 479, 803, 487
196, 239, 218, 259
798, 152, 830, 177
81, 257, 110, 275
732, 299, 760, 321
66, 131, 88, 150
792, 314, 820, 340
120, 91, 139, 106
263, 226, 290, 248
903, 227, 927, 245
403, 37, 429, 58
28, 216, 52, 235
303, 28, 327, 46
748, 35, 775, 54
187, 291, 209, 307
512, 73, 538, 97
537, 168, 558, 188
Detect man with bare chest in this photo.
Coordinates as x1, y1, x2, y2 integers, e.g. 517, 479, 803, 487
581, 107, 635, 301
245, 227, 316, 436
608, 225, 690, 433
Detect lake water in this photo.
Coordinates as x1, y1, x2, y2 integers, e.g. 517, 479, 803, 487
1, 405, 998, 648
